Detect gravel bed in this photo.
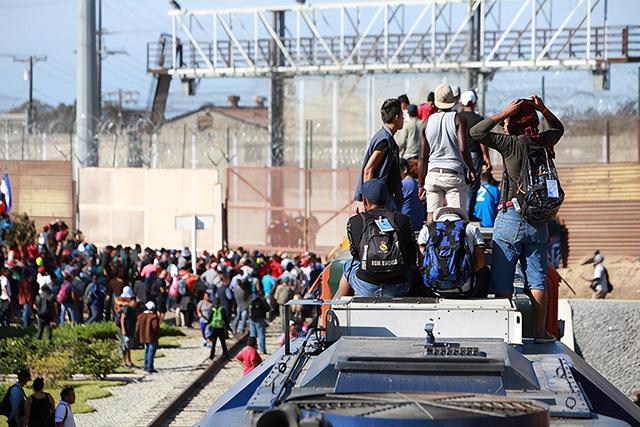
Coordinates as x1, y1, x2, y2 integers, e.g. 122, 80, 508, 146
74, 328, 228, 427
169, 321, 283, 427
569, 299, 640, 396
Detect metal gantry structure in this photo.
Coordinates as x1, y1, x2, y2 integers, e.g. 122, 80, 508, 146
148, 0, 639, 79
145, 0, 640, 168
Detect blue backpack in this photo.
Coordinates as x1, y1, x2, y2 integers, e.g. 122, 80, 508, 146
422, 219, 474, 297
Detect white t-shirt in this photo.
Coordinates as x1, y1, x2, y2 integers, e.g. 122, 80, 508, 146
0, 275, 10, 301
37, 273, 53, 292
54, 401, 76, 427
417, 214, 485, 251
593, 264, 608, 293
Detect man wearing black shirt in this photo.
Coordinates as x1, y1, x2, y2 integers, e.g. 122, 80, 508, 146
338, 179, 416, 298
458, 91, 492, 220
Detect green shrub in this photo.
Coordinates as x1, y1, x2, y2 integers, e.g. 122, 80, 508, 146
53, 322, 118, 344
72, 341, 121, 379
28, 351, 73, 384
0, 338, 34, 374
159, 323, 185, 337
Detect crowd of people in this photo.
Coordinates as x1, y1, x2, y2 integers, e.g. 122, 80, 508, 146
0, 221, 326, 366
0, 225, 326, 427
343, 84, 568, 343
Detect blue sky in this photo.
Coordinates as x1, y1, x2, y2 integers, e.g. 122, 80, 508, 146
0, 0, 639, 116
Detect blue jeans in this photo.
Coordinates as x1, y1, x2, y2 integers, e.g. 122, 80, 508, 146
22, 303, 31, 327
87, 303, 101, 324
249, 319, 267, 354
232, 309, 248, 334
342, 258, 410, 297
490, 208, 549, 295
59, 303, 76, 325
467, 151, 483, 218
144, 342, 157, 371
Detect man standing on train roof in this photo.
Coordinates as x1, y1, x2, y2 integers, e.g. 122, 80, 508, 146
470, 95, 563, 344
338, 179, 416, 298
354, 99, 404, 212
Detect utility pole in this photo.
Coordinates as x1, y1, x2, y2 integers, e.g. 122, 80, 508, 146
13, 55, 47, 133
97, 0, 102, 120
77, 0, 98, 167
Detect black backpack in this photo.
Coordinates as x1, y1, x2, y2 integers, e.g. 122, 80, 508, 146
506, 138, 564, 224
358, 212, 405, 274
249, 297, 267, 321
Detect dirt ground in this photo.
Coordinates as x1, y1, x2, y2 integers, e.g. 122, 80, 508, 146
557, 256, 640, 300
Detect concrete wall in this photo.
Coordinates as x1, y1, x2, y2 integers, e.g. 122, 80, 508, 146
0, 160, 73, 228
79, 168, 223, 252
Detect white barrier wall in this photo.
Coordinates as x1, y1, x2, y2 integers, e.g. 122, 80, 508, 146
79, 168, 223, 252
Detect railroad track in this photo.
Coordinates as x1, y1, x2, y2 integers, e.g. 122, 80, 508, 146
147, 333, 249, 427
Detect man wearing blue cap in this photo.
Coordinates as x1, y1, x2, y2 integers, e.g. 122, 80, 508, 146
337, 179, 416, 298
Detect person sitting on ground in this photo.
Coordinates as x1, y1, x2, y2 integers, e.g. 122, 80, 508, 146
470, 95, 564, 344
53, 386, 75, 427
337, 179, 417, 298
235, 336, 263, 376
24, 377, 55, 427
418, 207, 489, 298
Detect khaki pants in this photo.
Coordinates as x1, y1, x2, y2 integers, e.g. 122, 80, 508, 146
425, 170, 467, 213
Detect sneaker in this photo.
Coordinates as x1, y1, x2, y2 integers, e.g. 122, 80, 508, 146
534, 334, 557, 344
202, 341, 207, 347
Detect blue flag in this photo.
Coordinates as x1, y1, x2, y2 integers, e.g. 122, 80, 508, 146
1, 174, 12, 213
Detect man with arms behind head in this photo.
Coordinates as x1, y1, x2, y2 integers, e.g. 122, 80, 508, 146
470, 95, 563, 344
338, 179, 416, 298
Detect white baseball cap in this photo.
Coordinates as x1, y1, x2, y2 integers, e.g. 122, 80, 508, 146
460, 90, 478, 106
145, 301, 156, 311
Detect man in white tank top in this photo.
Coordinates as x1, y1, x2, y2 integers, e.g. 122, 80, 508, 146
418, 84, 477, 223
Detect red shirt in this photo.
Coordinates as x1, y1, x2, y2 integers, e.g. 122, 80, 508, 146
418, 103, 438, 121
268, 260, 283, 279
235, 345, 262, 375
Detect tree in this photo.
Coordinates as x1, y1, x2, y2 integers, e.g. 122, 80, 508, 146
4, 213, 36, 250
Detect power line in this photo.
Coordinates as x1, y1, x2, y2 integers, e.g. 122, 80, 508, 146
37, 67, 75, 88
103, 2, 150, 34
115, 0, 167, 33
42, 61, 75, 81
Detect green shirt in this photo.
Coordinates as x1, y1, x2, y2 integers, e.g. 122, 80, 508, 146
469, 117, 564, 204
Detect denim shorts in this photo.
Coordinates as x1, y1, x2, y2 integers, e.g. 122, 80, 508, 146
342, 258, 409, 298
490, 208, 549, 295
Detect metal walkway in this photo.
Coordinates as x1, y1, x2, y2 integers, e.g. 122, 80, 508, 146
147, 0, 640, 78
